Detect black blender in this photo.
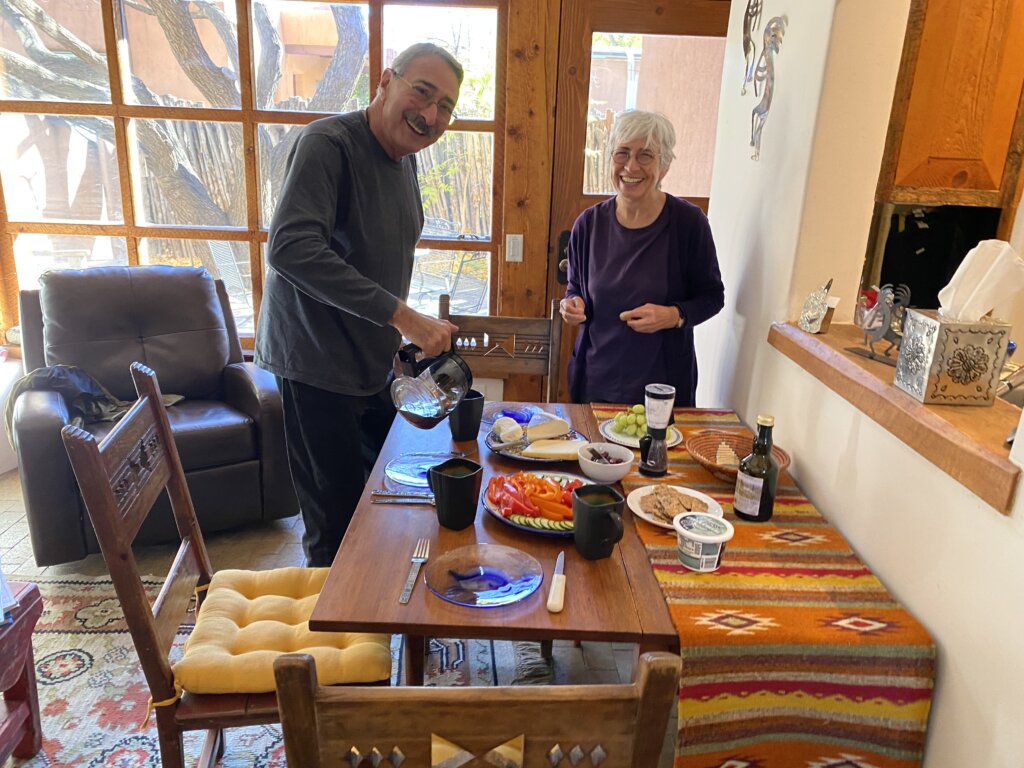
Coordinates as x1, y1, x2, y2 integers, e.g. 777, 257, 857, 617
638, 383, 676, 476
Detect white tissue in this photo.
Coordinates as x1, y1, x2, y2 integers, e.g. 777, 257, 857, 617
937, 240, 1024, 322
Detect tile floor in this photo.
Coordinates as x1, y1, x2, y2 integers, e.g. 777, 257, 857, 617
0, 468, 676, 764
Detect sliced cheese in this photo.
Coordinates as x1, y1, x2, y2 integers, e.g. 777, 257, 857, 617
525, 413, 570, 442
520, 439, 587, 460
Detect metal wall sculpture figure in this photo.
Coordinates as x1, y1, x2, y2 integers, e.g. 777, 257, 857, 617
741, 0, 764, 95
750, 16, 787, 161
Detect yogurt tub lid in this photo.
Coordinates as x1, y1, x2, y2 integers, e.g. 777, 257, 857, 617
673, 512, 734, 543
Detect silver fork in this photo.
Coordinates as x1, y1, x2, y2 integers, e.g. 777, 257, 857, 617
399, 537, 430, 604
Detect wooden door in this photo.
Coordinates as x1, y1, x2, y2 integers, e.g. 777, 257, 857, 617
547, 0, 731, 402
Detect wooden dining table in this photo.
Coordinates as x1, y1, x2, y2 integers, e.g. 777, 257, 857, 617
308, 401, 679, 684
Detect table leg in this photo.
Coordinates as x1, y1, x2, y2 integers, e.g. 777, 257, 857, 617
7, 645, 41, 758
403, 635, 425, 686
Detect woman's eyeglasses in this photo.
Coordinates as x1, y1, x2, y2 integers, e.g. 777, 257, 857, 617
611, 148, 659, 167
392, 73, 458, 123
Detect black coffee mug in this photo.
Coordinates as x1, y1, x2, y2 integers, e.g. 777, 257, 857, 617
428, 458, 483, 531
449, 389, 485, 441
572, 485, 625, 560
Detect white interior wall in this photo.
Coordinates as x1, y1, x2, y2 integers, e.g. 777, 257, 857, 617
701, 1, 1024, 765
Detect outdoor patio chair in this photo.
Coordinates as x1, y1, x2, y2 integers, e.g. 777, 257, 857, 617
439, 293, 563, 401
274, 651, 681, 768
60, 363, 392, 768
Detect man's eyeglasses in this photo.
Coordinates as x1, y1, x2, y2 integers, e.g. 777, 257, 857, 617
392, 72, 458, 123
611, 148, 659, 167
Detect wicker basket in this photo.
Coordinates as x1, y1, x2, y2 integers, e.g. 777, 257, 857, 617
685, 429, 791, 484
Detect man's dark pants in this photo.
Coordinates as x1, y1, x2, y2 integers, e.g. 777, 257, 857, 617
277, 377, 395, 567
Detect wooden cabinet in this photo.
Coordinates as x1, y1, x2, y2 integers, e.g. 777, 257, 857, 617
877, 0, 1024, 234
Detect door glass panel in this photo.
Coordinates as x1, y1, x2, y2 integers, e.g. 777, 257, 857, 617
258, 122, 305, 228
0, 114, 122, 223
252, 2, 370, 113
119, 0, 240, 108
0, 0, 111, 103
140, 238, 254, 332
382, 5, 497, 121
129, 118, 245, 228
13, 234, 127, 290
585, 33, 725, 198
418, 131, 493, 240
408, 248, 489, 317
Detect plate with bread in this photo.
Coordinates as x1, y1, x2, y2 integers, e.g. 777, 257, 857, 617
626, 484, 723, 530
485, 413, 588, 463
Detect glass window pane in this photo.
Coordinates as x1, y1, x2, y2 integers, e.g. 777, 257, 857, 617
13, 234, 127, 290
408, 248, 489, 317
585, 33, 725, 197
252, 1, 369, 113
258, 122, 304, 228
0, 0, 111, 103
139, 238, 254, 332
383, 5, 497, 121
0, 113, 122, 223
119, 0, 240, 109
418, 131, 492, 240
129, 118, 245, 227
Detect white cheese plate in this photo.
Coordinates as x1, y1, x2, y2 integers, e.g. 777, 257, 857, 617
484, 428, 588, 462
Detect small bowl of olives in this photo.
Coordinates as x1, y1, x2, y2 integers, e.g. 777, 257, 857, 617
577, 442, 634, 483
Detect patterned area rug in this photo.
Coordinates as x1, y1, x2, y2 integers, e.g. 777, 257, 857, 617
9, 576, 545, 767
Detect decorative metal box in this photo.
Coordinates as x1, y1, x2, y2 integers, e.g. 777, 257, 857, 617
893, 308, 1011, 406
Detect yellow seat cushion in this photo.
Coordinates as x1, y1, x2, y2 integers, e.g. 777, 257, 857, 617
172, 567, 391, 694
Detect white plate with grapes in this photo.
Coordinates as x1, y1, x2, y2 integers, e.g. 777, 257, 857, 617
599, 404, 683, 449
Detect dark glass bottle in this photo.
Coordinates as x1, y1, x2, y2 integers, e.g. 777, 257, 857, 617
732, 414, 779, 522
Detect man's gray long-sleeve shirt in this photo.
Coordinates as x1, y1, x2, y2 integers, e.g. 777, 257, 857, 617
255, 111, 423, 395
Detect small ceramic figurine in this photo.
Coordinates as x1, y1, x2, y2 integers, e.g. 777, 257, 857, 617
798, 278, 833, 334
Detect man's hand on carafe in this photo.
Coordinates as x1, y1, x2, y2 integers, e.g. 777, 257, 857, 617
391, 302, 458, 356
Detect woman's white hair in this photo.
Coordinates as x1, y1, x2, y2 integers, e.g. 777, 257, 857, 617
607, 110, 677, 173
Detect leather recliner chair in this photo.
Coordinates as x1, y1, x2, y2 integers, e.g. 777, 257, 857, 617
12, 265, 298, 566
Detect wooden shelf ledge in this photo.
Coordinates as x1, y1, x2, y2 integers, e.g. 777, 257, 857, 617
768, 322, 1020, 514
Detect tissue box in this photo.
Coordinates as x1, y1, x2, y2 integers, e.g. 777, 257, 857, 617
893, 308, 1011, 405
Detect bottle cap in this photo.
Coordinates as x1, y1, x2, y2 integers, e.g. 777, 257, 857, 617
756, 414, 775, 427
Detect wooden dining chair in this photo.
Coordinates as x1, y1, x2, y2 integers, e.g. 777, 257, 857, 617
60, 363, 392, 768
274, 651, 680, 768
439, 293, 563, 402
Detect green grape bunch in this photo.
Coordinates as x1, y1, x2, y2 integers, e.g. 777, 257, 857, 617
611, 404, 646, 436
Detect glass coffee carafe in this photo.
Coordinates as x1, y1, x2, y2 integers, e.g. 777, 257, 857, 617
391, 343, 473, 429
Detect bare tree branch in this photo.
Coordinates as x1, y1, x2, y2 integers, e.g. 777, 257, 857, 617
307, 5, 367, 113
3, 0, 107, 78
0, 49, 110, 101
192, 0, 239, 77
137, 0, 239, 107
252, 0, 282, 110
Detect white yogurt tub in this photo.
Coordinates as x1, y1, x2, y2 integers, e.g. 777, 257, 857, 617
672, 512, 735, 572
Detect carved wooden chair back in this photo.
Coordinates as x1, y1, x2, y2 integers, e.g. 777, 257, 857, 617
439, 294, 563, 402
274, 651, 681, 768
61, 362, 277, 768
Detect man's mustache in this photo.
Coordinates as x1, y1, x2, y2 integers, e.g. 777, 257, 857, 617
404, 111, 438, 139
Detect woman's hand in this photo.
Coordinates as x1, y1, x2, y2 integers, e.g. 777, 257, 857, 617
559, 296, 587, 326
619, 303, 681, 333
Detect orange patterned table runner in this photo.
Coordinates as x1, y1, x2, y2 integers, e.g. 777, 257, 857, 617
591, 406, 935, 768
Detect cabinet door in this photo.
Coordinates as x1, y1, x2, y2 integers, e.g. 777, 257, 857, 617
882, 0, 1024, 207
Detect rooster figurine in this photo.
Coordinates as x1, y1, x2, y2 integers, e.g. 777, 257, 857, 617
862, 283, 911, 357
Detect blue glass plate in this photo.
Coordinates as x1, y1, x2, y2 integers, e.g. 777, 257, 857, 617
384, 452, 460, 489
423, 544, 544, 608
481, 402, 544, 428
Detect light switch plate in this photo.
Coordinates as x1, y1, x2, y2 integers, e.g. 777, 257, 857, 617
505, 234, 523, 262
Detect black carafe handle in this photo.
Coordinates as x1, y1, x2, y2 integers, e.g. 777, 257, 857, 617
639, 434, 652, 464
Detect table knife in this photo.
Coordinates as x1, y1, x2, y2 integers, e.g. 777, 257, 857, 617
371, 489, 435, 499
546, 550, 566, 613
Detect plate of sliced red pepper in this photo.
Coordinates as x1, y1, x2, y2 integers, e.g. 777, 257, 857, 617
483, 471, 591, 537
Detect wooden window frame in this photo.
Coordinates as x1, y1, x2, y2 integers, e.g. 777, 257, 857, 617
0, 0, 507, 346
